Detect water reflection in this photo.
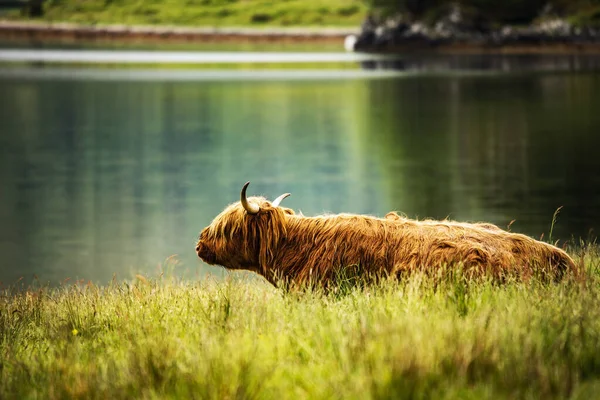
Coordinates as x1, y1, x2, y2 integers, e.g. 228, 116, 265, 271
362, 54, 600, 73
362, 74, 600, 233
0, 49, 391, 64
0, 70, 599, 284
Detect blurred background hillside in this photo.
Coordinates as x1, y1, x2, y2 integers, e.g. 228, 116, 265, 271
2, 0, 599, 28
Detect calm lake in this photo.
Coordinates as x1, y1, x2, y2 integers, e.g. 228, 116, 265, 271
1, 55, 600, 284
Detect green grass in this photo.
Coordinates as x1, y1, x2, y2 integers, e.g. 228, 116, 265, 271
3, 0, 367, 27
4, 0, 600, 29
2, 245, 600, 399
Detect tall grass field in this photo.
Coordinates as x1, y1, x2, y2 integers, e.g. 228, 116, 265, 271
2, 245, 600, 399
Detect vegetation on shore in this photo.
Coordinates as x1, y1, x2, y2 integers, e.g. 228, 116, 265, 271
3, 0, 368, 27
1, 0, 599, 28
2, 245, 600, 399
368, 0, 600, 28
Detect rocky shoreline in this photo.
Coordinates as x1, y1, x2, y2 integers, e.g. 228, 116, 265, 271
1, 17, 600, 54
349, 5, 600, 54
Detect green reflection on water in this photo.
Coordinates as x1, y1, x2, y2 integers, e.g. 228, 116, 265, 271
1, 71, 599, 284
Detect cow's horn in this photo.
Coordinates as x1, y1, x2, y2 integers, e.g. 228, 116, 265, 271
241, 181, 260, 215
272, 193, 291, 207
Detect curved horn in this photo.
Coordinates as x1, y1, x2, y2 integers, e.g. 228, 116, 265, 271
272, 193, 291, 207
240, 181, 260, 215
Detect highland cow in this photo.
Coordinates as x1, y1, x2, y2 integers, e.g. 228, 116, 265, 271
195, 182, 576, 286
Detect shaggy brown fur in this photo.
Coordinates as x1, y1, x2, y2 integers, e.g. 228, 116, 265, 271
196, 196, 576, 286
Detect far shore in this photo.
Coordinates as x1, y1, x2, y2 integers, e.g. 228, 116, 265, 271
0, 20, 356, 44
2, 20, 600, 54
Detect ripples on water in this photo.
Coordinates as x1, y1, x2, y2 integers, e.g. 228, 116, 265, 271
1, 51, 599, 284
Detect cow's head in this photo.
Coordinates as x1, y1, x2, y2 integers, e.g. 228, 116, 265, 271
195, 182, 292, 272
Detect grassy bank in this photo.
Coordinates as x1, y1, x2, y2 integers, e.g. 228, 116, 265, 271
3, 0, 599, 28
2, 0, 367, 27
2, 246, 600, 399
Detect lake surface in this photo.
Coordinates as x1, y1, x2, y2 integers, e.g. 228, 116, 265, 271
0, 49, 390, 64
1, 59, 600, 285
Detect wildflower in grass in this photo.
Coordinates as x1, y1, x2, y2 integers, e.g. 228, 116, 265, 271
72, 328, 79, 336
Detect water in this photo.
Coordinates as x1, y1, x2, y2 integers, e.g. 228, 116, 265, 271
0, 49, 390, 64
1, 62, 600, 285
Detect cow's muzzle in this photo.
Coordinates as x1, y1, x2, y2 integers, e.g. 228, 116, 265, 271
196, 242, 217, 265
